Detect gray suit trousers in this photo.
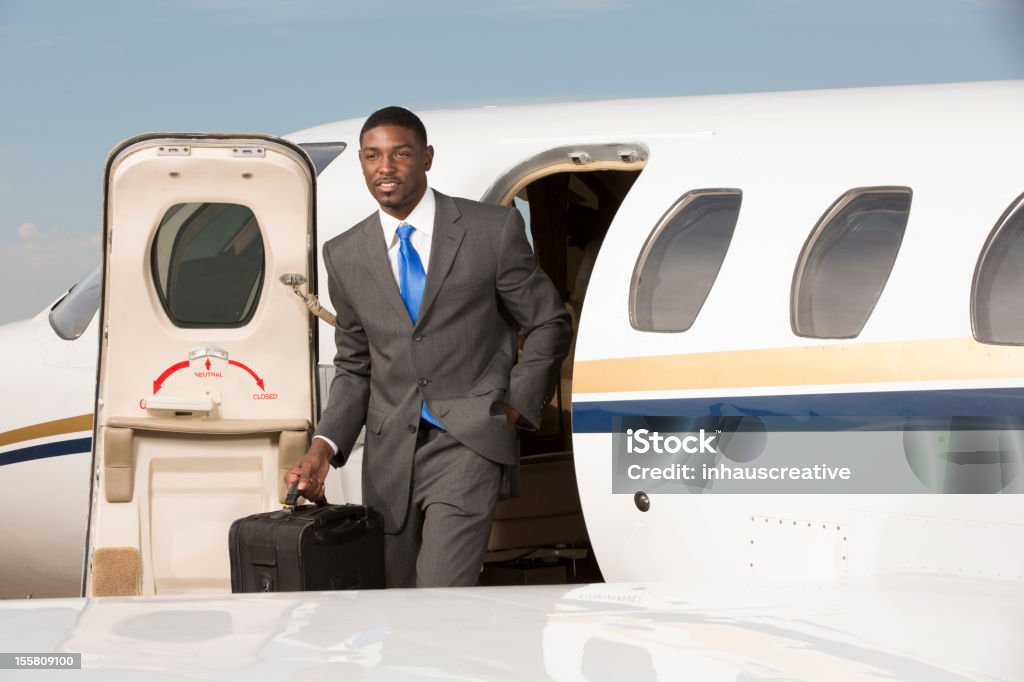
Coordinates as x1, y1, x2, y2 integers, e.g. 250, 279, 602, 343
385, 423, 502, 588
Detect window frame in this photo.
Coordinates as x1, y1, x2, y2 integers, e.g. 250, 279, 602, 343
629, 188, 743, 333
48, 264, 102, 341
150, 201, 267, 329
790, 186, 912, 340
971, 191, 1024, 346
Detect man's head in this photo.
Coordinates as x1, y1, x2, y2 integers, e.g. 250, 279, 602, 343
359, 106, 433, 220
360, 106, 428, 148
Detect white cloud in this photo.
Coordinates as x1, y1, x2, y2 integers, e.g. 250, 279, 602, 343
9, 223, 100, 265
33, 35, 69, 49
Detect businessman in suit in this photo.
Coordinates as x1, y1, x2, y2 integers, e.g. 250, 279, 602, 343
287, 106, 571, 588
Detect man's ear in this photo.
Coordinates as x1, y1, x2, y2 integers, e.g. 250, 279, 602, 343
424, 145, 434, 171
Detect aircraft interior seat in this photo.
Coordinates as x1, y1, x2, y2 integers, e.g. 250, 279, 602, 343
487, 451, 588, 553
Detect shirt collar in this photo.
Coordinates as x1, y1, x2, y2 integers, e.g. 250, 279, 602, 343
379, 187, 435, 244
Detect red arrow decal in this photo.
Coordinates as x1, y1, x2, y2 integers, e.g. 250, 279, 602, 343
205, 359, 211, 371
229, 360, 265, 391
153, 361, 190, 394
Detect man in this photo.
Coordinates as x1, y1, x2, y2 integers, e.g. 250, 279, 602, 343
287, 106, 571, 588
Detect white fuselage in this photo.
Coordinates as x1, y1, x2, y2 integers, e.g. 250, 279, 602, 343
1, 80, 1022, 598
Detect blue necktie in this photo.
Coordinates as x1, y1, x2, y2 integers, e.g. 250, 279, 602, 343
397, 224, 444, 430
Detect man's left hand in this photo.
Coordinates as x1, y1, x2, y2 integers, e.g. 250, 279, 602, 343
498, 402, 520, 431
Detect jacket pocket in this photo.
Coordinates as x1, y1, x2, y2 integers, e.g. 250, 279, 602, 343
365, 407, 387, 434
470, 374, 509, 396
443, 277, 488, 301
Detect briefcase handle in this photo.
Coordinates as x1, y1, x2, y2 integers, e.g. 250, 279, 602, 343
311, 506, 372, 544
283, 482, 328, 511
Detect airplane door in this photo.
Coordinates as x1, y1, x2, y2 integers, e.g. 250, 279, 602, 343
86, 135, 317, 597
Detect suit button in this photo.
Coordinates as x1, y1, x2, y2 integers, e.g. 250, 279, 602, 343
407, 424, 417, 433
417, 378, 429, 387
414, 334, 423, 342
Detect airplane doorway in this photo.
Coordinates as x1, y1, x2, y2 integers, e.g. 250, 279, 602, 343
480, 146, 646, 585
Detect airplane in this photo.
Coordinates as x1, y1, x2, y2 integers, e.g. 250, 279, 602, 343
1, 578, 1020, 679
0, 80, 1022, 623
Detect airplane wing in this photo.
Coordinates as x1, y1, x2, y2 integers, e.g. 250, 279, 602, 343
0, 578, 1020, 680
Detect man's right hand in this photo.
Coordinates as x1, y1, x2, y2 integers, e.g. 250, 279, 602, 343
285, 439, 333, 503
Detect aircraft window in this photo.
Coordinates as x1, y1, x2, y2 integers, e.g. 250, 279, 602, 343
973, 192, 1024, 345
49, 264, 101, 340
152, 202, 265, 327
630, 189, 742, 332
297, 142, 346, 177
792, 187, 911, 339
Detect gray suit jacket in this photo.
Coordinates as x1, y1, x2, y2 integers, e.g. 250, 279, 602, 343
315, 191, 571, 533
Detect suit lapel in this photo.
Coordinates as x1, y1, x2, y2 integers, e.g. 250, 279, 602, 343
418, 192, 466, 327
357, 213, 413, 325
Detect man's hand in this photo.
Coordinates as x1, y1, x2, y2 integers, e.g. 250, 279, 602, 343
285, 439, 333, 503
498, 402, 520, 432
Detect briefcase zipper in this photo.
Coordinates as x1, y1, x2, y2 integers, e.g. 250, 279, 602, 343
227, 521, 241, 592
295, 516, 308, 590
296, 529, 305, 590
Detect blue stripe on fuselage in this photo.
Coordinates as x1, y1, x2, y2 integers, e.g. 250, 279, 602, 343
571, 387, 1024, 433
0, 437, 92, 465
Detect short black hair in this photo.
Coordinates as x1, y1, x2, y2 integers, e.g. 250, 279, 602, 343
360, 106, 428, 148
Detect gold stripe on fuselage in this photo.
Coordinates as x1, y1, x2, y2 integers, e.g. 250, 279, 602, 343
0, 414, 94, 447
573, 337, 1024, 394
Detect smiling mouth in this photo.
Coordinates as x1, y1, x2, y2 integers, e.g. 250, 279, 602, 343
376, 179, 400, 191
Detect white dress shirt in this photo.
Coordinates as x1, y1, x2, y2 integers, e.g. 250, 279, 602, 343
314, 188, 437, 457
379, 187, 436, 282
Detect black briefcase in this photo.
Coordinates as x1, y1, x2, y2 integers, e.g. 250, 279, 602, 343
228, 486, 385, 592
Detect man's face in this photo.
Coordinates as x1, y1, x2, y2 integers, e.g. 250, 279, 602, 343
359, 124, 433, 220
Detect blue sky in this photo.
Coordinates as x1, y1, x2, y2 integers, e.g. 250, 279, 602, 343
0, 0, 1022, 322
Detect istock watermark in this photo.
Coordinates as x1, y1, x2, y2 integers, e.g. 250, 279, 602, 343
612, 415, 1024, 494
